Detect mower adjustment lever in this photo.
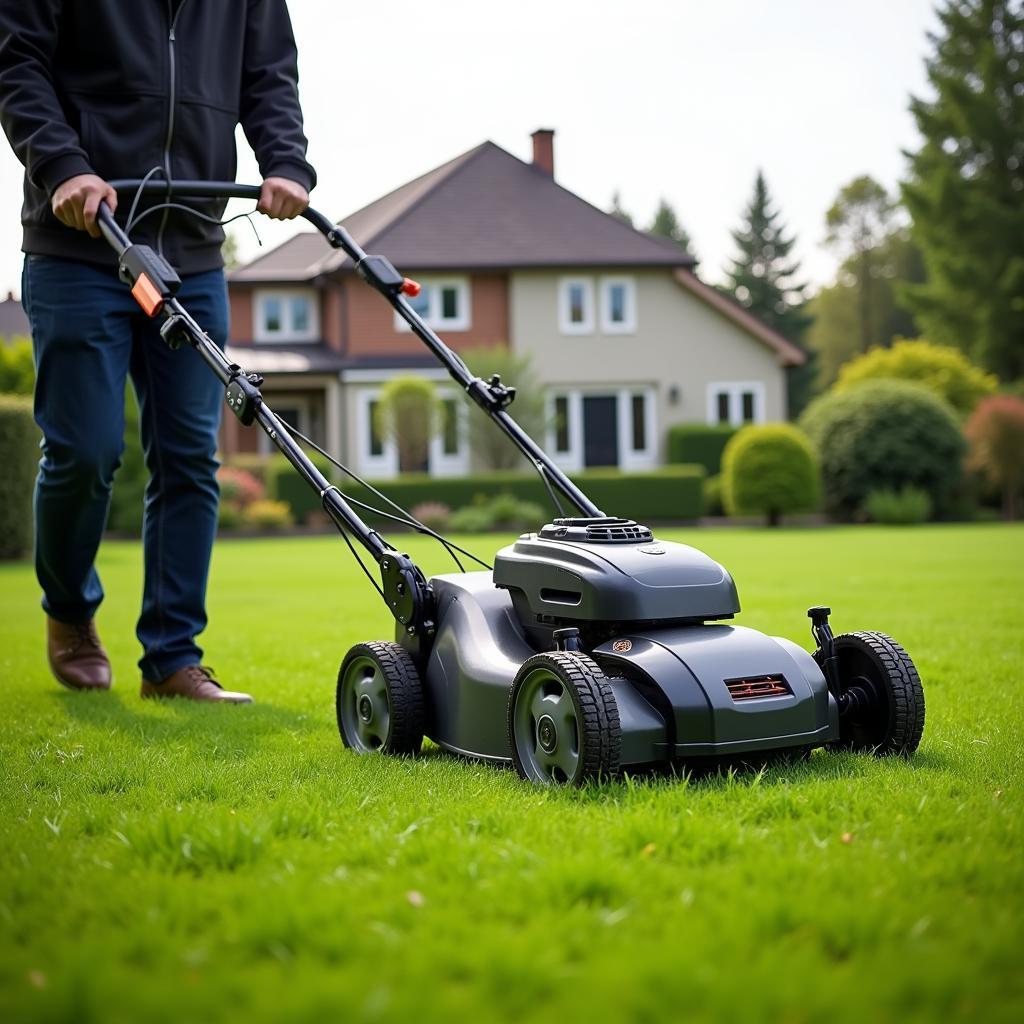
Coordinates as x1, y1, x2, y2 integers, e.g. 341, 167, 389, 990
808, 606, 841, 699
225, 364, 264, 426
381, 553, 435, 640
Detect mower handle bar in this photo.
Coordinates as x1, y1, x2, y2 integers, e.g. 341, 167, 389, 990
96, 179, 602, 525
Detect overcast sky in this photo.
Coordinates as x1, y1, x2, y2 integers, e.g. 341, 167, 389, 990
0, 0, 940, 299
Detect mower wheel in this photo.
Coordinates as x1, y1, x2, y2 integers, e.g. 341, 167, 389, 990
823, 631, 925, 756
336, 642, 424, 756
507, 651, 621, 786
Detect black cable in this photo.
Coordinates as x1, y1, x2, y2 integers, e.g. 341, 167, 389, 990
277, 417, 492, 572
337, 522, 385, 600
126, 201, 262, 245
535, 460, 567, 518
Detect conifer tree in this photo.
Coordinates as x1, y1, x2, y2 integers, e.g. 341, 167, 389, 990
724, 170, 810, 342
647, 198, 697, 264
902, 0, 1024, 380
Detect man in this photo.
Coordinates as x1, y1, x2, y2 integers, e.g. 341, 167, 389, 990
0, 1, 315, 703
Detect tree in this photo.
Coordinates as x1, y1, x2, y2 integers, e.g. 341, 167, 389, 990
608, 190, 633, 226
902, 0, 1024, 381
647, 198, 697, 264
835, 338, 998, 415
824, 176, 898, 356
724, 170, 811, 341
460, 347, 547, 470
221, 230, 241, 270
965, 394, 1024, 519
374, 376, 441, 473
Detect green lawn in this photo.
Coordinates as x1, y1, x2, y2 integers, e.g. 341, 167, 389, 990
1, 524, 1022, 1023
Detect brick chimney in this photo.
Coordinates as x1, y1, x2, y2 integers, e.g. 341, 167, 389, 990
531, 128, 555, 178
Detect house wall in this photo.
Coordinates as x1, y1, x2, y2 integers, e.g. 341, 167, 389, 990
510, 268, 787, 463
340, 271, 509, 356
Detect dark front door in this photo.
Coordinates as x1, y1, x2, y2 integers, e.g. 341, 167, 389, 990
582, 395, 619, 468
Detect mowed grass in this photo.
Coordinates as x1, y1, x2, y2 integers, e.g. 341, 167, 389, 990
0, 523, 1022, 1023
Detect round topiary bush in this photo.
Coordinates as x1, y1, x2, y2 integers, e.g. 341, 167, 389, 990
800, 379, 965, 519
721, 424, 820, 526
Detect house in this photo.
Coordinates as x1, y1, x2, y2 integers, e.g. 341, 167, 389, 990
225, 130, 805, 477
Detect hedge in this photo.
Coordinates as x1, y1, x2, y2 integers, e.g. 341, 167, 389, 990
666, 424, 736, 474
264, 452, 336, 524
0, 395, 38, 560
262, 458, 705, 526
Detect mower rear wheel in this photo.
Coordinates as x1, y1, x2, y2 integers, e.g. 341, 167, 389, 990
824, 631, 925, 756
507, 652, 621, 786
336, 642, 424, 756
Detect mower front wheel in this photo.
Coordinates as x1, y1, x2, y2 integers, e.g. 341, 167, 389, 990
507, 651, 621, 786
824, 631, 925, 756
336, 642, 424, 756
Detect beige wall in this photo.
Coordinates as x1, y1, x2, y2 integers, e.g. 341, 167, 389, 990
509, 268, 787, 462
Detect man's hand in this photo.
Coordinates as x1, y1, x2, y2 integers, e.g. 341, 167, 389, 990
51, 174, 117, 238
258, 177, 309, 220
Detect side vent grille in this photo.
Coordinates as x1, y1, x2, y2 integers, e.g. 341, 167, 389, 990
585, 522, 653, 543
725, 674, 790, 701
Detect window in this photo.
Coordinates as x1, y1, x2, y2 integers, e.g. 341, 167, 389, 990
600, 277, 637, 333
394, 278, 470, 331
708, 383, 765, 426
254, 289, 318, 342
558, 278, 595, 334
631, 393, 646, 451
553, 395, 571, 453
440, 399, 459, 456
367, 399, 384, 457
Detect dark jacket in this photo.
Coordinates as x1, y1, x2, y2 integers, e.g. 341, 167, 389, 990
0, 0, 316, 273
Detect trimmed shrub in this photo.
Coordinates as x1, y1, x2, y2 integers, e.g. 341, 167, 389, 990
337, 466, 705, 526
265, 453, 335, 524
374, 376, 440, 472
801, 379, 964, 519
722, 424, 820, 526
965, 394, 1024, 520
409, 501, 452, 533
450, 494, 547, 533
835, 338, 997, 416
217, 466, 264, 508
0, 337, 34, 395
865, 487, 932, 525
703, 474, 724, 517
242, 499, 293, 530
0, 394, 37, 559
666, 424, 736, 474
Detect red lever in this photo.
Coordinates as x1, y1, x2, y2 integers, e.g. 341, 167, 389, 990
401, 278, 421, 298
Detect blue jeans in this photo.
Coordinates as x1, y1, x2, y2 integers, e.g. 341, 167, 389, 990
22, 255, 227, 682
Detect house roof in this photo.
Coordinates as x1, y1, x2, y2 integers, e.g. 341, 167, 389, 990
0, 293, 30, 341
230, 141, 694, 283
672, 270, 807, 367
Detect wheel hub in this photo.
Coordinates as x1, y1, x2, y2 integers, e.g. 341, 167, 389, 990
358, 693, 374, 723
537, 714, 557, 754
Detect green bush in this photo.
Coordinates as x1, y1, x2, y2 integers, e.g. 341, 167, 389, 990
0, 395, 37, 559
336, 466, 705, 527
409, 501, 452, 533
801, 379, 965, 519
242, 499, 293, 530
722, 424, 820, 526
0, 337, 34, 395
450, 494, 547, 533
703, 474, 724, 517
666, 424, 736, 474
835, 338, 997, 416
865, 487, 933, 525
265, 453, 335, 525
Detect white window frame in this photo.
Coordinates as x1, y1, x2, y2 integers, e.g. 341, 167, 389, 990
393, 277, 471, 332
253, 288, 319, 343
706, 381, 766, 427
599, 276, 637, 334
558, 277, 595, 334
545, 386, 656, 472
257, 393, 313, 455
354, 385, 469, 479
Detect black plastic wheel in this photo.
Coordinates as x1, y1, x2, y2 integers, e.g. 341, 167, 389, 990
823, 631, 925, 756
336, 642, 424, 755
507, 651, 621, 786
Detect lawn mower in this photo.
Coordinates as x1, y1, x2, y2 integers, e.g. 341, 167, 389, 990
98, 180, 925, 785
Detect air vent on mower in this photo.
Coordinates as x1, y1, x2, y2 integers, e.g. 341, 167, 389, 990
725, 675, 791, 701
539, 517, 654, 544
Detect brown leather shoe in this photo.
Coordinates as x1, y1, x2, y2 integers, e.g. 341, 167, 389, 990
140, 665, 253, 704
47, 616, 112, 691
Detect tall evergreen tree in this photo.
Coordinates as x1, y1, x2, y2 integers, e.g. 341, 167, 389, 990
647, 198, 697, 264
724, 170, 811, 341
902, 0, 1024, 380
609, 190, 633, 226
